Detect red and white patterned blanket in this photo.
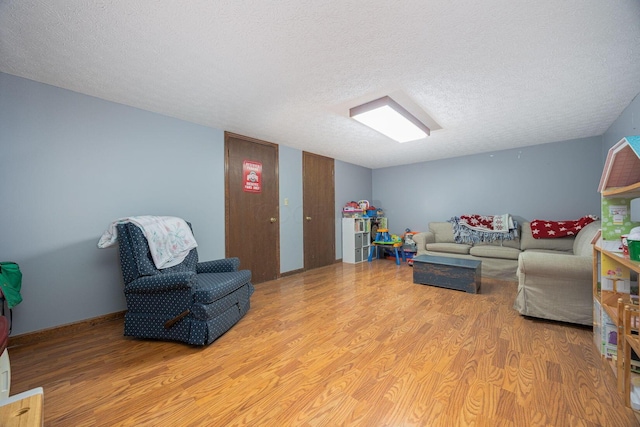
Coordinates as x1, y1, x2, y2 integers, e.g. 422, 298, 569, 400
530, 215, 597, 239
460, 214, 511, 233
451, 214, 518, 244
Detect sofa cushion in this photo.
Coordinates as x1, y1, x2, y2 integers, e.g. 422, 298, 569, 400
429, 222, 455, 243
426, 242, 471, 254
194, 271, 253, 303
522, 249, 570, 255
473, 238, 521, 250
573, 220, 601, 257
127, 224, 161, 276
469, 245, 521, 260
520, 221, 574, 252
118, 223, 199, 281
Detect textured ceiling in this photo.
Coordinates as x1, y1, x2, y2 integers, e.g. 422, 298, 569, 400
1, 1, 640, 168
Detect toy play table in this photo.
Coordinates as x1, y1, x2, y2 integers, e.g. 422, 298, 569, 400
368, 241, 404, 265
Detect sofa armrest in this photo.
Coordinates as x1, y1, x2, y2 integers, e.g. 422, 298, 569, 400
518, 252, 592, 280
124, 272, 197, 294
196, 257, 240, 274
413, 231, 435, 251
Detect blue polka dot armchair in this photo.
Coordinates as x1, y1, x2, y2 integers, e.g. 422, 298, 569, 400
116, 222, 254, 345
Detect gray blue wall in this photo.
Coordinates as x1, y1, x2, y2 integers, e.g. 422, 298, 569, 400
2, 70, 639, 336
0, 72, 226, 335
0, 72, 371, 335
372, 91, 640, 236
373, 137, 603, 235
279, 146, 304, 273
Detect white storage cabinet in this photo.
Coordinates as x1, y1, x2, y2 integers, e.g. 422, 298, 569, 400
342, 218, 371, 264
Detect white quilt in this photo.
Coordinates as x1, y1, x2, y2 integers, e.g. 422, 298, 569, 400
98, 216, 198, 269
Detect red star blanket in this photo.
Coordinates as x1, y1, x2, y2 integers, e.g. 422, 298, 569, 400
530, 215, 597, 239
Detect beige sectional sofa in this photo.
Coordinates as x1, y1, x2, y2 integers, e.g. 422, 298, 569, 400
412, 220, 600, 325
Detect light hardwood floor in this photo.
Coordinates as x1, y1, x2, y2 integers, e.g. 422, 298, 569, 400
8, 261, 639, 426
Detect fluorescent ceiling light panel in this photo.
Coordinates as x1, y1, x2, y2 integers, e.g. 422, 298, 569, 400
350, 96, 430, 143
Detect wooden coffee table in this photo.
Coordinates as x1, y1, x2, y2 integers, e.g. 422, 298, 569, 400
412, 255, 481, 293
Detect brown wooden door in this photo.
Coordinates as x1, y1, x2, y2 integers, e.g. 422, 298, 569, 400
225, 133, 279, 284
303, 152, 335, 270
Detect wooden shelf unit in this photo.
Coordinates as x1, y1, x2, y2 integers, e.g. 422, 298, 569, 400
623, 304, 640, 410
593, 253, 633, 392
603, 182, 640, 199
593, 135, 640, 412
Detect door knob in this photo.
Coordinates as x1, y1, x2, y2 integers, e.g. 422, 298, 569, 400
306, 216, 312, 221
270, 217, 277, 223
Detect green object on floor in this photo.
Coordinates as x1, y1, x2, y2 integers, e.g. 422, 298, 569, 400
0, 262, 22, 308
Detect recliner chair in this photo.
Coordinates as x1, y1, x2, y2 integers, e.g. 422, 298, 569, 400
116, 222, 254, 345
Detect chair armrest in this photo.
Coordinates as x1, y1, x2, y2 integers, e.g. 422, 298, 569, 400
124, 272, 197, 294
413, 232, 435, 250
196, 257, 240, 273
518, 252, 592, 280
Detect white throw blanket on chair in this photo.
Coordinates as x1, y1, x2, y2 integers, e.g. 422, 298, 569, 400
98, 216, 198, 269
